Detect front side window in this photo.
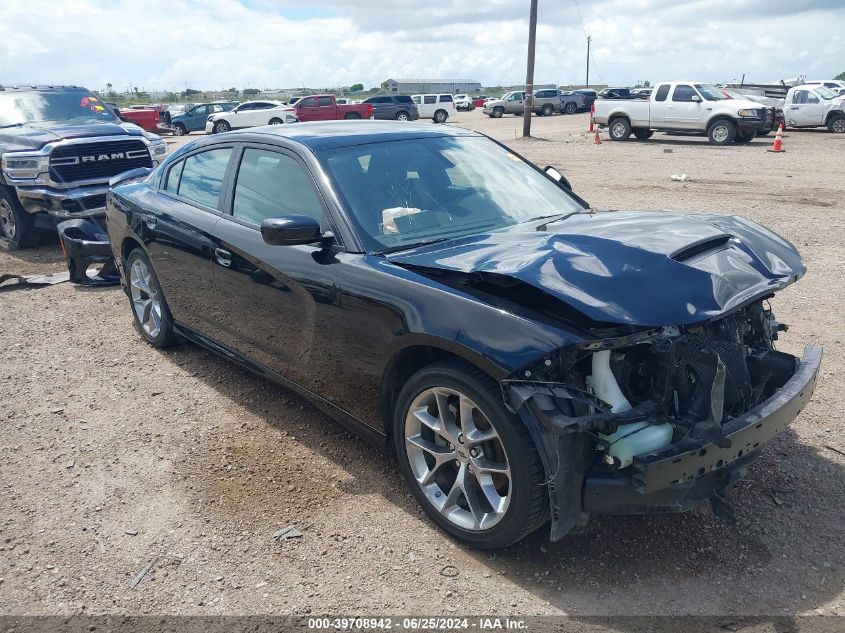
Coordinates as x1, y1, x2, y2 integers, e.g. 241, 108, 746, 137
694, 84, 728, 101
298, 98, 316, 108
424, 95, 436, 104
319, 136, 584, 252
177, 148, 233, 209
672, 85, 698, 102
233, 148, 325, 228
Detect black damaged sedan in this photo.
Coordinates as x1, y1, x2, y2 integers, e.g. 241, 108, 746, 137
106, 121, 821, 549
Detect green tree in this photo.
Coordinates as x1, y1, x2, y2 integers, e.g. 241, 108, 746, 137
350, 83, 364, 92
835, 71, 845, 81
242, 88, 260, 97
228, 87, 239, 95
182, 88, 201, 97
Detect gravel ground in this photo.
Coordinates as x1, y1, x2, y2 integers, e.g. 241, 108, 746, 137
0, 113, 843, 622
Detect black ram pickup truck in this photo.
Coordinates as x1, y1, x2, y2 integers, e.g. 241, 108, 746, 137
0, 85, 167, 250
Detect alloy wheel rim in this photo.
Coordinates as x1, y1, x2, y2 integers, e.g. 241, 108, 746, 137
713, 125, 730, 142
398, 113, 408, 121
129, 259, 162, 338
834, 119, 845, 133
611, 122, 626, 138
404, 387, 511, 531
0, 199, 16, 239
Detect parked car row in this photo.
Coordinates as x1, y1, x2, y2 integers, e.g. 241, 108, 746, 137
482, 89, 585, 118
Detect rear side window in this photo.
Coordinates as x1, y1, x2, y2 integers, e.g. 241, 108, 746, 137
164, 160, 184, 193
654, 85, 670, 101
317, 96, 333, 107
424, 95, 436, 104
672, 85, 697, 102
233, 148, 325, 228
176, 148, 233, 209
395, 95, 414, 103
371, 96, 390, 104
439, 95, 453, 102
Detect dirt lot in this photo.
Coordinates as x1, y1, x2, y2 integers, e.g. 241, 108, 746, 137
1, 112, 843, 622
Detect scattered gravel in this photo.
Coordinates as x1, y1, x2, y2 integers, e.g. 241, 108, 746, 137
0, 113, 842, 617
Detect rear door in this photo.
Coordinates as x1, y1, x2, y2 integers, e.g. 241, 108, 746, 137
648, 83, 671, 127
145, 145, 236, 335
316, 95, 337, 120
209, 144, 342, 390
786, 89, 825, 127
665, 84, 703, 129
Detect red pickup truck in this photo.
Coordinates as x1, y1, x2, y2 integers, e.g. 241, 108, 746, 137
291, 95, 373, 121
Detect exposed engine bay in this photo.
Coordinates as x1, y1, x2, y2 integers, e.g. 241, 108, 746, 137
502, 298, 820, 538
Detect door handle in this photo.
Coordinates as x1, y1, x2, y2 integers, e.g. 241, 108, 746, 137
214, 247, 233, 267
789, 106, 799, 110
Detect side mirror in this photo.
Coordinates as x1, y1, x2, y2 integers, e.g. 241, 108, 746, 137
543, 165, 573, 191
261, 215, 323, 246
691, 95, 702, 103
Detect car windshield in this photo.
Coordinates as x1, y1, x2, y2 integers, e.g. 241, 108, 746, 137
695, 84, 728, 101
0, 89, 119, 127
319, 136, 585, 253
815, 86, 837, 100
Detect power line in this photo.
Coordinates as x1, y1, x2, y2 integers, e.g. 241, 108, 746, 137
571, 0, 604, 85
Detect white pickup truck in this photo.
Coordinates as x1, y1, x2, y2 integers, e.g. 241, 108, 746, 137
593, 81, 775, 145
782, 85, 845, 133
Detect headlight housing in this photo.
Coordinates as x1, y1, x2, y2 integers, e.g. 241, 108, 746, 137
147, 140, 168, 158
1, 153, 49, 179
284, 114, 298, 123
738, 108, 762, 118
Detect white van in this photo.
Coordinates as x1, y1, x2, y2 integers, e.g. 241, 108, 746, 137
411, 94, 455, 123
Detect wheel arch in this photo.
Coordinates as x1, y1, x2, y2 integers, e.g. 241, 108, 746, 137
705, 114, 737, 130
824, 109, 845, 126
379, 338, 508, 443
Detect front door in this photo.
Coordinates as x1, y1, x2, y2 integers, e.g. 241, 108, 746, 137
209, 145, 342, 390
295, 97, 320, 122
185, 105, 209, 131
786, 90, 824, 127
664, 84, 703, 129
505, 92, 524, 114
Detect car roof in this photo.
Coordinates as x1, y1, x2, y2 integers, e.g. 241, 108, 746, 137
199, 120, 482, 151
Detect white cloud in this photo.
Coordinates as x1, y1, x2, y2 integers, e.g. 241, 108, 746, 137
0, 0, 842, 92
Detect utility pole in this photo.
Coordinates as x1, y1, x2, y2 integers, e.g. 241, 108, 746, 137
585, 35, 591, 88
522, 0, 538, 137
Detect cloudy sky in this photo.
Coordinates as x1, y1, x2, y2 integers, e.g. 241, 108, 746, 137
0, 0, 842, 93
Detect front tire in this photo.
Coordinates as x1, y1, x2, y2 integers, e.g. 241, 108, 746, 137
541, 104, 553, 116
608, 117, 632, 141
394, 360, 547, 549
0, 188, 36, 251
269, 118, 283, 125
213, 120, 231, 134
563, 102, 578, 115
491, 106, 504, 118
828, 114, 845, 133
707, 119, 736, 145
126, 249, 178, 348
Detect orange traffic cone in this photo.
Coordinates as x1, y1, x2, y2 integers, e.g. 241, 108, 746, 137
767, 124, 785, 153
593, 129, 602, 145
588, 103, 595, 132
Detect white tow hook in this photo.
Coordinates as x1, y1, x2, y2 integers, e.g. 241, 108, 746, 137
590, 350, 673, 469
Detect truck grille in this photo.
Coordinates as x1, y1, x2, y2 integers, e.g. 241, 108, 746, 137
50, 140, 152, 184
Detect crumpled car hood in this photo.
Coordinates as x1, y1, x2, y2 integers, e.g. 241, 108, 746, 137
386, 211, 805, 327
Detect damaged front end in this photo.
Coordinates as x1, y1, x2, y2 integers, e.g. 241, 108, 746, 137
503, 300, 822, 540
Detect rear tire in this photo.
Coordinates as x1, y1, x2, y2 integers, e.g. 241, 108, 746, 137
0, 188, 37, 251
828, 114, 845, 133
433, 109, 448, 124
126, 249, 178, 348
707, 119, 736, 145
393, 360, 548, 549
633, 128, 654, 140
608, 117, 632, 141
344, 112, 361, 120
395, 111, 410, 122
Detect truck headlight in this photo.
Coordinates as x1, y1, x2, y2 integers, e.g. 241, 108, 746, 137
148, 141, 168, 157
738, 109, 761, 117
1, 153, 49, 179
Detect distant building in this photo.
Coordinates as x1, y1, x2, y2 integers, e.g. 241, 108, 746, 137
504, 83, 557, 92
381, 78, 482, 94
